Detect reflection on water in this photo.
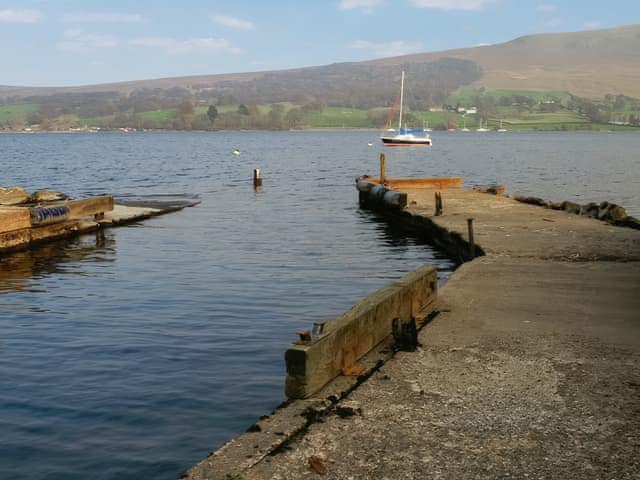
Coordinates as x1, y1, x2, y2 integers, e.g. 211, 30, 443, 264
358, 208, 457, 267
0, 231, 116, 293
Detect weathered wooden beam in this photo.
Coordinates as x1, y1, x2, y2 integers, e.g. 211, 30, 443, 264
0, 207, 32, 234
0, 220, 83, 252
65, 196, 114, 219
368, 177, 463, 190
284, 265, 438, 399
387, 178, 462, 189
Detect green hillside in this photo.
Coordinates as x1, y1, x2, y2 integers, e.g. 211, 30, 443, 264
2, 24, 640, 132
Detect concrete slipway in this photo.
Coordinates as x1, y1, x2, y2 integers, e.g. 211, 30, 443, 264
186, 187, 640, 479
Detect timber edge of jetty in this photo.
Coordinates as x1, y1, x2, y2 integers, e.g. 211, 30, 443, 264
0, 185, 199, 254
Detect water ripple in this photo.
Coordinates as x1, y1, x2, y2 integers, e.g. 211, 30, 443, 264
1, 130, 638, 480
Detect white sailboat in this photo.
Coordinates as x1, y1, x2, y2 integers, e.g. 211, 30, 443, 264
380, 71, 432, 147
476, 118, 490, 132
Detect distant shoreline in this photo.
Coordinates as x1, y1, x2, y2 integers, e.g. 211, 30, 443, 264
1, 126, 639, 134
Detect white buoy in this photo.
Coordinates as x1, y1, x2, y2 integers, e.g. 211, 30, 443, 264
233, 149, 241, 156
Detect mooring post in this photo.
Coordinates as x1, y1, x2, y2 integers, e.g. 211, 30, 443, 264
467, 217, 475, 258
253, 168, 262, 188
379, 153, 386, 185
435, 192, 443, 216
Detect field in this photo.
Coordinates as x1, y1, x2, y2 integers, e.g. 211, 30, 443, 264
3, 99, 639, 132
449, 87, 573, 106
302, 107, 371, 128
193, 105, 272, 116
0, 103, 39, 123
135, 109, 176, 128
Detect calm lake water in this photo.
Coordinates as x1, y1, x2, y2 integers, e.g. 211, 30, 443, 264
1, 130, 639, 480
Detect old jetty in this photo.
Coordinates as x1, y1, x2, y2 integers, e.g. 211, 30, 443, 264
0, 186, 197, 254
185, 156, 640, 479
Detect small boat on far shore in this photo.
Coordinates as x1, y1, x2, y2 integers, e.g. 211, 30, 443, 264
476, 119, 490, 132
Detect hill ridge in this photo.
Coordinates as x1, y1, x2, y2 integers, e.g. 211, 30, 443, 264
1, 23, 639, 102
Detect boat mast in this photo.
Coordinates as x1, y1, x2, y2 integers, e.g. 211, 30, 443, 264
398, 71, 404, 131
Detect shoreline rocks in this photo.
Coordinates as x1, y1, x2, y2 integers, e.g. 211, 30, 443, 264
31, 189, 69, 203
0, 186, 69, 206
0, 186, 30, 206
513, 195, 639, 229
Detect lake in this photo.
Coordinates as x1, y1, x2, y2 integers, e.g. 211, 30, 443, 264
1, 130, 639, 480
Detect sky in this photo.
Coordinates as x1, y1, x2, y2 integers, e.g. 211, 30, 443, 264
1, 0, 639, 87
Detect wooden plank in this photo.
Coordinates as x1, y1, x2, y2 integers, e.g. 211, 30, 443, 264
0, 220, 84, 252
0, 207, 31, 234
65, 196, 114, 219
284, 265, 438, 399
368, 177, 463, 190
0, 227, 31, 250
29, 221, 83, 244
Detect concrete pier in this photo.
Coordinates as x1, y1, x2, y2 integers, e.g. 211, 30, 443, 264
185, 185, 639, 480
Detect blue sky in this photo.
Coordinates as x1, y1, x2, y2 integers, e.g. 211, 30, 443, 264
1, 0, 638, 86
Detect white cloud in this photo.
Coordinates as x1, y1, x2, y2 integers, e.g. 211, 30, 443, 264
536, 4, 556, 12
63, 12, 143, 23
542, 17, 562, 28
211, 14, 254, 30
412, 0, 493, 10
130, 36, 241, 55
350, 39, 424, 58
583, 20, 602, 29
339, 0, 383, 9
57, 29, 118, 52
0, 9, 42, 23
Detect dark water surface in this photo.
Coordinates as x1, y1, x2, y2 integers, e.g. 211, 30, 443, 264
1, 131, 639, 479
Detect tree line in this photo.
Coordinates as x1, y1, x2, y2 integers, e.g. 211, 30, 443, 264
1, 57, 483, 130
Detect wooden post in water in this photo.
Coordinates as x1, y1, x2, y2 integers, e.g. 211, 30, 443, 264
379, 153, 386, 185
467, 218, 475, 258
253, 168, 262, 188
435, 192, 443, 216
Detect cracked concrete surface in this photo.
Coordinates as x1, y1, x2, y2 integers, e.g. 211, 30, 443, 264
186, 190, 640, 480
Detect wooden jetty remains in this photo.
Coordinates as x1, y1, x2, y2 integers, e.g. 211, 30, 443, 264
1, 194, 195, 254
184, 156, 640, 479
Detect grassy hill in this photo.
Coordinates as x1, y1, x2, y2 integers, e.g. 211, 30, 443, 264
2, 23, 639, 102
1, 24, 639, 132
366, 24, 640, 99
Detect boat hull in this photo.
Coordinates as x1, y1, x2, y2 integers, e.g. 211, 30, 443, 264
380, 136, 432, 147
